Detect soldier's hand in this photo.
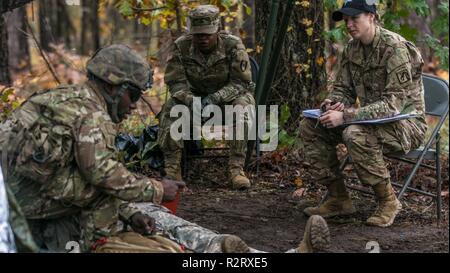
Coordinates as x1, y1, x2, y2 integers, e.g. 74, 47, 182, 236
201, 96, 213, 109
130, 212, 155, 235
320, 99, 344, 112
161, 178, 186, 202
319, 110, 345, 128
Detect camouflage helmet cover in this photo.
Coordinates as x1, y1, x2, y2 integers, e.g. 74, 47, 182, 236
187, 5, 220, 34
86, 44, 152, 90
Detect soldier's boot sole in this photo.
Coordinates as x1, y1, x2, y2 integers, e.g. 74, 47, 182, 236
366, 199, 402, 227
297, 215, 331, 253
221, 235, 250, 253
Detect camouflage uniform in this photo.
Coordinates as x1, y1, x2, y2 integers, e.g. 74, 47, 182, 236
128, 203, 330, 253
301, 26, 426, 187
300, 26, 427, 226
157, 5, 255, 187
1, 84, 164, 251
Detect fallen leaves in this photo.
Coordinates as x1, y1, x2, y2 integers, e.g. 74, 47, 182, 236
291, 188, 307, 200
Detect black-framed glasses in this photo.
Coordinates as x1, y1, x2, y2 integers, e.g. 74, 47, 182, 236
127, 84, 143, 103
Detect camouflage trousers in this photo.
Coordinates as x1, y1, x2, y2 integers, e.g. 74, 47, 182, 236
157, 92, 255, 175
132, 203, 240, 253
125, 203, 297, 253
27, 200, 242, 253
299, 118, 425, 186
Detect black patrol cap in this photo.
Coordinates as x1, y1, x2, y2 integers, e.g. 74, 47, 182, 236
332, 0, 377, 22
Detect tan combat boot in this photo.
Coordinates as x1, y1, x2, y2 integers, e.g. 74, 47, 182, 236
303, 180, 356, 218
164, 152, 182, 181
230, 169, 251, 190
366, 182, 402, 227
297, 215, 331, 253
205, 235, 250, 253
220, 235, 250, 253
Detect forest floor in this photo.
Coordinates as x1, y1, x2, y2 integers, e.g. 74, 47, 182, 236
175, 148, 449, 253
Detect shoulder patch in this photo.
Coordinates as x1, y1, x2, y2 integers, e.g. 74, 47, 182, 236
396, 68, 411, 84
240, 60, 249, 72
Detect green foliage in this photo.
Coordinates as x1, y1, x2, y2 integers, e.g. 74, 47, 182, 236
425, 35, 449, 71
262, 104, 297, 149
278, 104, 297, 147
324, 0, 340, 11
323, 24, 346, 43
432, 1, 449, 44
112, 0, 246, 29
0, 87, 23, 122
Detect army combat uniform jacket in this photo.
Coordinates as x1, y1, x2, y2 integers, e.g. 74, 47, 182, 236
328, 26, 427, 149
300, 26, 427, 187
1, 84, 164, 250
164, 31, 255, 105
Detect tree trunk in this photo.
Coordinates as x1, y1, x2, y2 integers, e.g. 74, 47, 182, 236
0, 14, 11, 85
39, 0, 75, 52
1, 0, 34, 14
90, 0, 100, 52
56, 0, 75, 48
255, 0, 326, 132
134, 18, 152, 48
39, 0, 57, 52
242, 0, 255, 49
7, 7, 31, 74
80, 0, 100, 55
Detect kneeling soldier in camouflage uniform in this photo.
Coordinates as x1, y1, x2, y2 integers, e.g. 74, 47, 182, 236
300, 0, 427, 227
158, 5, 255, 189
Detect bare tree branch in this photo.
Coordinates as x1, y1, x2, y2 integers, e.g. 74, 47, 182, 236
131, 6, 166, 12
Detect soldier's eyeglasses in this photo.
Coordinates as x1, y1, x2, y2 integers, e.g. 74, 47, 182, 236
128, 85, 142, 103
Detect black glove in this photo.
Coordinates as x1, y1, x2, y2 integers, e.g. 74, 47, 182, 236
201, 96, 214, 109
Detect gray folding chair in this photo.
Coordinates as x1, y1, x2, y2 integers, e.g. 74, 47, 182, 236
388, 73, 449, 220
338, 73, 449, 220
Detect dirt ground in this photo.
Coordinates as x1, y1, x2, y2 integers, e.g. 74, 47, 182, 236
176, 151, 449, 253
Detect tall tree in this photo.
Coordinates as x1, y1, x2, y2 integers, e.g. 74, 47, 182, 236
39, 0, 57, 52
80, 0, 100, 55
0, 14, 11, 85
242, 0, 255, 49
39, 0, 75, 52
7, 7, 31, 74
56, 0, 75, 48
255, 0, 326, 132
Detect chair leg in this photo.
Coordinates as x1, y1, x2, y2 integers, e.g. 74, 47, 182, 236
256, 138, 261, 176
436, 134, 442, 222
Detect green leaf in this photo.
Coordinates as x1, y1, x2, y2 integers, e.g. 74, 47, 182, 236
245, 5, 252, 16
324, 25, 346, 43
324, 0, 339, 11
398, 25, 418, 43
141, 17, 152, 26
279, 104, 291, 127
1, 88, 13, 103
117, 0, 133, 17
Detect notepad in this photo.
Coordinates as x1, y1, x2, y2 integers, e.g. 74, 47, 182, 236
302, 109, 417, 125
